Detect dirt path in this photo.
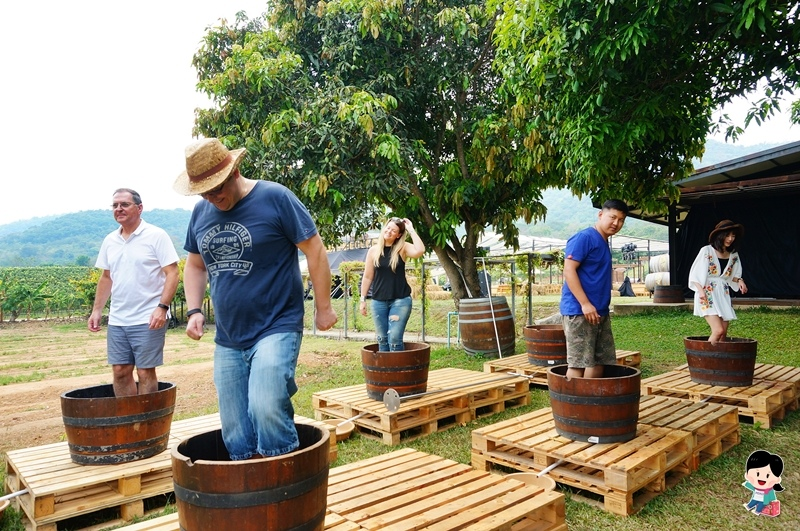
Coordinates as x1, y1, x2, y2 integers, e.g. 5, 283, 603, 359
0, 362, 219, 454
0, 321, 335, 456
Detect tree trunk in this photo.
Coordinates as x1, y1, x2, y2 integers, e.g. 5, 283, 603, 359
430, 229, 485, 307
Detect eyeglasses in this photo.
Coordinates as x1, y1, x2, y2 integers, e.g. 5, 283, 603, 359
390, 217, 403, 223
111, 202, 137, 209
201, 175, 232, 197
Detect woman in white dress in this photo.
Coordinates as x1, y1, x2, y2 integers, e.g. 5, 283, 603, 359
688, 220, 749, 344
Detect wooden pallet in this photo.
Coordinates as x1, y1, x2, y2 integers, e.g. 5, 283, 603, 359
674, 362, 800, 394
483, 350, 641, 387
641, 370, 798, 428
636, 395, 740, 471
120, 511, 365, 531
471, 395, 739, 516
121, 449, 567, 531
327, 448, 566, 530
313, 368, 530, 445
3, 414, 335, 531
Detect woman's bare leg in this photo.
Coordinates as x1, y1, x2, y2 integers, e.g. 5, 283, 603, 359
704, 315, 726, 345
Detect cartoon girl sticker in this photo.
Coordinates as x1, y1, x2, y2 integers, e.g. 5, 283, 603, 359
743, 450, 785, 517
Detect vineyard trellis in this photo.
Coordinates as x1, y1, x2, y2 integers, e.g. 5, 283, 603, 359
0, 262, 192, 323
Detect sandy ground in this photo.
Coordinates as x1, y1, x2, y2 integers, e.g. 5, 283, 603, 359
0, 321, 330, 456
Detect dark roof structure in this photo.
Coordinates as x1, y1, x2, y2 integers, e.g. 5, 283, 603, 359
628, 141, 800, 299
631, 140, 800, 226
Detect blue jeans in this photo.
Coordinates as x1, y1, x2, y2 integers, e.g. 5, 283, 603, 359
213, 332, 301, 460
371, 297, 412, 352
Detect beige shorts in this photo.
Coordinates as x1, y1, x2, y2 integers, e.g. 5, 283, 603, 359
561, 314, 617, 368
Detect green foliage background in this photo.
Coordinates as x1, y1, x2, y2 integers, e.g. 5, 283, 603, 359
0, 138, 771, 269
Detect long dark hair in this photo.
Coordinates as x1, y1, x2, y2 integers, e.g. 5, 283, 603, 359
746, 450, 785, 491
711, 230, 741, 253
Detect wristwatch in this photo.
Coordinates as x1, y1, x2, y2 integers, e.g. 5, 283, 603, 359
360, 296, 366, 302
157, 303, 169, 310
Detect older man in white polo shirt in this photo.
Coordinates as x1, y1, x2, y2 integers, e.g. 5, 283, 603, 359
88, 188, 179, 396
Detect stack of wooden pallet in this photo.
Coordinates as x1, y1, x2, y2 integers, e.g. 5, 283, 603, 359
641, 362, 799, 428
471, 395, 740, 516
4, 414, 335, 531
313, 368, 530, 445
121, 449, 568, 531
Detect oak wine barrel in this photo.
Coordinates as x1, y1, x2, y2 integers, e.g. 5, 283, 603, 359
361, 342, 431, 401
61, 381, 176, 465
524, 324, 566, 366
458, 297, 516, 358
684, 336, 757, 387
547, 365, 641, 443
172, 423, 329, 531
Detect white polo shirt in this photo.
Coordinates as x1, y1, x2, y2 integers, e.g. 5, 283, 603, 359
95, 220, 180, 326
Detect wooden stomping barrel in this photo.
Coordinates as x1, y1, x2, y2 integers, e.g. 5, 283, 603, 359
60, 381, 176, 465
653, 285, 685, 303
547, 365, 641, 443
458, 296, 516, 358
172, 423, 329, 531
361, 342, 431, 401
684, 336, 757, 387
524, 324, 566, 366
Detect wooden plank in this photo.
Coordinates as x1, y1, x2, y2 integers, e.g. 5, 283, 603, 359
637, 395, 740, 469
641, 370, 798, 428
4, 414, 335, 531
471, 396, 739, 516
483, 350, 641, 388
120, 450, 566, 531
121, 511, 365, 531
329, 450, 565, 531
673, 362, 800, 394
314, 368, 529, 445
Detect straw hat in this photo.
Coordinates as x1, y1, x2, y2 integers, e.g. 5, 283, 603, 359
173, 138, 246, 196
708, 220, 744, 243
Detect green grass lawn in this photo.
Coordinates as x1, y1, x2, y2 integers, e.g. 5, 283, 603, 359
292, 307, 800, 531
1, 306, 799, 531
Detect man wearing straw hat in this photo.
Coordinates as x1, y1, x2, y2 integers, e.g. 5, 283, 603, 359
88, 188, 180, 397
175, 138, 337, 460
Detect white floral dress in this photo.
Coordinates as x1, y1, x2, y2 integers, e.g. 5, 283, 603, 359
688, 244, 742, 321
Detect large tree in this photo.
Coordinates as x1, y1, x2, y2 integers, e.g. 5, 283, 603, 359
193, 1, 798, 300
491, 0, 800, 213
192, 0, 560, 301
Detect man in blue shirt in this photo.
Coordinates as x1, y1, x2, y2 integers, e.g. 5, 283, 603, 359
559, 199, 628, 379
174, 138, 337, 460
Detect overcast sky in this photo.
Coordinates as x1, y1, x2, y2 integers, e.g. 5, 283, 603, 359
1, 1, 798, 226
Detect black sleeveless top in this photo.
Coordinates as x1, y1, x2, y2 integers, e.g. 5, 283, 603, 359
371, 246, 411, 301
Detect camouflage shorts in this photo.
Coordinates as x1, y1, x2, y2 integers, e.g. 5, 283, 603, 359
561, 314, 617, 368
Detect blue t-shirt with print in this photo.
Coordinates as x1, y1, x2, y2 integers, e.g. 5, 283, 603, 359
559, 226, 612, 316
185, 181, 317, 349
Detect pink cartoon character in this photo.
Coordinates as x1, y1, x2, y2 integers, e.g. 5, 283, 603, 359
743, 450, 784, 517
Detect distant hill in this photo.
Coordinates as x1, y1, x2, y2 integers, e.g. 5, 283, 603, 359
521, 139, 783, 242
0, 140, 783, 266
0, 209, 192, 266
518, 189, 669, 242
0, 215, 60, 239
697, 138, 782, 167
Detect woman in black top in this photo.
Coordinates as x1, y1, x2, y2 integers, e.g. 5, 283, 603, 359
359, 217, 426, 351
